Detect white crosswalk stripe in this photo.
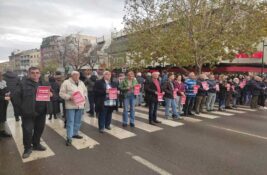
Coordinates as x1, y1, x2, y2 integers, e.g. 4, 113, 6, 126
213, 104, 257, 112
210, 111, 234, 116
225, 109, 246, 114
83, 116, 136, 139
236, 108, 257, 112
136, 106, 202, 122
134, 111, 184, 127
46, 118, 99, 149
112, 113, 163, 133
7, 119, 55, 163
195, 113, 220, 119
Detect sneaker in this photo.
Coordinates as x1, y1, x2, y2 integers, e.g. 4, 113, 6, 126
66, 139, 72, 146
32, 144, 46, 151
149, 121, 156, 125
22, 149, 32, 159
72, 135, 83, 139
0, 131, 12, 138
130, 123, 135, 127
122, 124, 127, 127
105, 126, 111, 130
99, 129, 104, 133
153, 120, 161, 124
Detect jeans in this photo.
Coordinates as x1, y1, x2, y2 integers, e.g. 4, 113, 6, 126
245, 92, 252, 105
206, 93, 216, 111
21, 114, 46, 150
176, 96, 183, 114
148, 101, 158, 122
66, 109, 83, 140
123, 94, 135, 125
219, 96, 226, 110
232, 97, 238, 107
136, 92, 143, 106
165, 98, 179, 117
183, 96, 195, 116
98, 106, 113, 130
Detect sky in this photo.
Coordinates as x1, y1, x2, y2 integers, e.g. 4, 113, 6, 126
0, 0, 125, 62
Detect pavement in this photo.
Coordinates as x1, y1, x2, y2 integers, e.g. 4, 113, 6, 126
1, 103, 267, 175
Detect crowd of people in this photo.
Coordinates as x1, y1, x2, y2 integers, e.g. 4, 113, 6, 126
0, 67, 266, 159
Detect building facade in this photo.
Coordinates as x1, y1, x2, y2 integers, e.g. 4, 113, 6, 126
9, 49, 40, 74
0, 61, 10, 72
40, 34, 97, 73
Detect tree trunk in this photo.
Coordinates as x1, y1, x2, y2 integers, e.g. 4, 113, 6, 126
195, 64, 202, 75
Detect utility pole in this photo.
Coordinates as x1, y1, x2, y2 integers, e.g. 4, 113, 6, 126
262, 40, 267, 76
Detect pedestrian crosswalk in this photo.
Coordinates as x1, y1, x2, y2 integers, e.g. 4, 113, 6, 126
112, 113, 163, 133
4, 104, 258, 163
46, 118, 99, 150
6, 119, 55, 163
83, 116, 136, 139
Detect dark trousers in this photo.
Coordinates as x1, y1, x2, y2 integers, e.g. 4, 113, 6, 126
195, 95, 206, 113
88, 92, 95, 115
251, 95, 259, 109
11, 98, 20, 117
98, 107, 113, 130
21, 114, 46, 150
226, 92, 232, 107
183, 96, 195, 116
148, 101, 158, 122
258, 94, 266, 107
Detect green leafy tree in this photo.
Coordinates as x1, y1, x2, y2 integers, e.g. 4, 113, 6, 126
124, 0, 267, 74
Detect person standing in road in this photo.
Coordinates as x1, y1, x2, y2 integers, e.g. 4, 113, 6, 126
119, 71, 138, 127
136, 72, 145, 106
0, 72, 12, 138
85, 74, 98, 117
144, 71, 162, 125
206, 74, 217, 112
94, 71, 118, 133
162, 72, 179, 119
3, 69, 20, 121
59, 71, 87, 146
183, 72, 197, 116
13, 67, 53, 159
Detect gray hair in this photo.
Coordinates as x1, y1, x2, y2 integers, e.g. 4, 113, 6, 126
71, 71, 80, 76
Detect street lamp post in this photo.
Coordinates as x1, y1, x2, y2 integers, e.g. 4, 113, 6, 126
262, 40, 267, 76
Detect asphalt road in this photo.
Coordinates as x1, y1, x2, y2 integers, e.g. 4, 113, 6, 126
1, 104, 267, 175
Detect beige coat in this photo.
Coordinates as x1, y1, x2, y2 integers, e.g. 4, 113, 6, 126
59, 78, 87, 109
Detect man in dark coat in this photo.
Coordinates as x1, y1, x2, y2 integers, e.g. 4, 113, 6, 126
94, 71, 118, 133
144, 72, 162, 125
3, 70, 20, 121
13, 67, 53, 159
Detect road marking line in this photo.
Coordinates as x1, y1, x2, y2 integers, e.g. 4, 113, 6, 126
195, 113, 219, 119
225, 109, 245, 114
134, 111, 184, 127
46, 118, 99, 149
7, 119, 55, 163
237, 108, 257, 112
126, 152, 172, 175
211, 111, 234, 116
183, 117, 202, 122
210, 125, 267, 140
137, 106, 202, 122
83, 116, 136, 139
112, 113, 163, 132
